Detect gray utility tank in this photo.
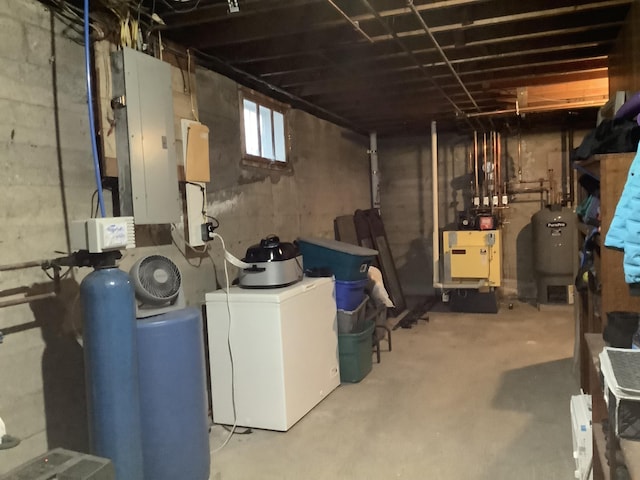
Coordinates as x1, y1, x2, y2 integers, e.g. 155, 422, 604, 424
531, 205, 577, 304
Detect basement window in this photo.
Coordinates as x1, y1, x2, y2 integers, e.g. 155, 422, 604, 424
240, 88, 289, 168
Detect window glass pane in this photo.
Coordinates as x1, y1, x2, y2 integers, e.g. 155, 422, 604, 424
259, 106, 274, 160
273, 111, 285, 162
243, 100, 259, 156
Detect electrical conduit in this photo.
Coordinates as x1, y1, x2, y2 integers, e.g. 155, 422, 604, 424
84, 0, 106, 217
432, 121, 441, 290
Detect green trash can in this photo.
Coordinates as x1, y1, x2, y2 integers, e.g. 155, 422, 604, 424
338, 320, 375, 383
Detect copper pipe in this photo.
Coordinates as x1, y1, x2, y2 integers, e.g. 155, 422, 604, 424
496, 132, 502, 202
493, 131, 497, 194
516, 179, 549, 184
483, 133, 488, 199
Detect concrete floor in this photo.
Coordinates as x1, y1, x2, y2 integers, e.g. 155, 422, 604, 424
208, 302, 579, 480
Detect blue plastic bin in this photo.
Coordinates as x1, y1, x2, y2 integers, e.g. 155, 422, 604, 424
297, 237, 377, 281
336, 279, 368, 311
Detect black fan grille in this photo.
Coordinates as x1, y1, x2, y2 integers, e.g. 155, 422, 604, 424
137, 256, 181, 299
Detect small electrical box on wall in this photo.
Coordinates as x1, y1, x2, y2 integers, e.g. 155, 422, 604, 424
111, 47, 181, 225
180, 119, 211, 247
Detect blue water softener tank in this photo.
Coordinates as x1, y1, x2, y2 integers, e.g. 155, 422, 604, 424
81, 267, 144, 480
136, 307, 210, 480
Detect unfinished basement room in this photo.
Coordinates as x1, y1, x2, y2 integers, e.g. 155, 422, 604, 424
3, 0, 640, 479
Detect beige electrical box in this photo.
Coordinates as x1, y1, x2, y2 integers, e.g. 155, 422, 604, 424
443, 230, 501, 287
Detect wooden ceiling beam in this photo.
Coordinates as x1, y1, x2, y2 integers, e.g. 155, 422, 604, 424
187, 9, 625, 68
165, 0, 484, 44
273, 46, 611, 96
263, 55, 607, 97
366, 0, 633, 43
239, 27, 615, 86
307, 68, 609, 113
175, 0, 631, 50
247, 21, 620, 76
169, 2, 359, 48
290, 44, 611, 97
157, 0, 629, 135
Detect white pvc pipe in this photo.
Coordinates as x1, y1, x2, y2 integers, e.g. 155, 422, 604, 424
0, 416, 6, 443
431, 121, 441, 289
370, 132, 380, 209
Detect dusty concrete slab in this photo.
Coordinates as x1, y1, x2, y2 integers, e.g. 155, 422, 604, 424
209, 302, 577, 480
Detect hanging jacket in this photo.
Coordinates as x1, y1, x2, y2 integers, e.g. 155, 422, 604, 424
604, 144, 640, 287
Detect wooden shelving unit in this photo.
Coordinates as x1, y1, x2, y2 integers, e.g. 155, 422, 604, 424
585, 334, 640, 480
593, 423, 611, 480
575, 152, 640, 480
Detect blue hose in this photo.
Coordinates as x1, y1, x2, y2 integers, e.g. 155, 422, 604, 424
84, 0, 106, 218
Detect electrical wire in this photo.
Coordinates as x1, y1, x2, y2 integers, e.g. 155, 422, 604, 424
187, 49, 200, 121
84, 0, 107, 218
171, 235, 207, 267
90, 189, 98, 217
209, 233, 238, 453
44, 0, 145, 45
185, 181, 217, 226
160, 0, 202, 13
222, 424, 251, 435
176, 55, 188, 93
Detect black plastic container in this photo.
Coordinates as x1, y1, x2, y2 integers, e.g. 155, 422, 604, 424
603, 311, 640, 348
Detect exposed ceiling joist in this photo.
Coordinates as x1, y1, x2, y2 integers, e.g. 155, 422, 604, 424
240, 21, 622, 71
282, 43, 612, 96
152, 0, 632, 134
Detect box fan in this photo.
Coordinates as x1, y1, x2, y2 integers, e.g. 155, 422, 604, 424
130, 255, 185, 318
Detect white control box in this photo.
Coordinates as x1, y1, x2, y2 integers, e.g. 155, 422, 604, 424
70, 217, 135, 253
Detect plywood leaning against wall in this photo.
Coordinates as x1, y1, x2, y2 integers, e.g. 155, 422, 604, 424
94, 41, 118, 177
185, 122, 210, 183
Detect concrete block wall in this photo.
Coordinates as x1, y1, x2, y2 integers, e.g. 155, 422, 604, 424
379, 129, 588, 300
0, 1, 370, 473
0, 1, 95, 470
196, 68, 370, 279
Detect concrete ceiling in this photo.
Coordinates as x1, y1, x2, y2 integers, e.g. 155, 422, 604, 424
152, 0, 632, 134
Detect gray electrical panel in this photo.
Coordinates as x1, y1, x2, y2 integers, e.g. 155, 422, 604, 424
111, 47, 180, 225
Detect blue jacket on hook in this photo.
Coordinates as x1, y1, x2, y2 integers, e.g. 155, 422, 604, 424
604, 143, 640, 287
